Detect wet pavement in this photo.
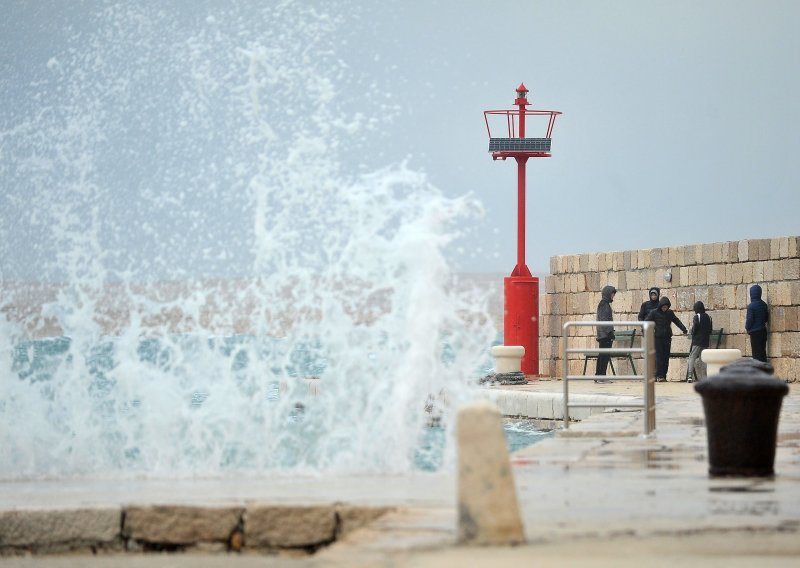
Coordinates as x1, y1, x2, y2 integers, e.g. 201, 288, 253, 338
2, 380, 799, 565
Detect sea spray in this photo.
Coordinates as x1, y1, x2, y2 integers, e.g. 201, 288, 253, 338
0, 1, 496, 479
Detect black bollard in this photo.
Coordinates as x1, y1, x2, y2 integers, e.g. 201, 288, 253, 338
694, 361, 788, 476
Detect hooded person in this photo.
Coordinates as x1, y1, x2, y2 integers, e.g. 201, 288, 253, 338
637, 287, 660, 321
745, 283, 769, 362
686, 301, 712, 382
594, 285, 617, 383
645, 296, 688, 381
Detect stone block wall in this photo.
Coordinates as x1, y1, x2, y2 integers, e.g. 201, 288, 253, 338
540, 236, 800, 382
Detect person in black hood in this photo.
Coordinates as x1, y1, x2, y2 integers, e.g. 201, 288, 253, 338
687, 301, 712, 382
645, 296, 688, 382
594, 285, 616, 383
637, 287, 660, 321
745, 283, 769, 362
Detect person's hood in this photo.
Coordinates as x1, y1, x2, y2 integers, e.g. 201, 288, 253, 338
648, 287, 661, 299
658, 296, 671, 309
750, 284, 763, 300
693, 301, 705, 313
601, 285, 617, 302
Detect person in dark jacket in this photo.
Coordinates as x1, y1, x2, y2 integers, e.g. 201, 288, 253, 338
645, 296, 688, 382
595, 285, 617, 383
637, 287, 660, 321
687, 301, 712, 383
745, 283, 769, 362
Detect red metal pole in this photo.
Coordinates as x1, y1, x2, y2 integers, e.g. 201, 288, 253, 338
516, 157, 527, 273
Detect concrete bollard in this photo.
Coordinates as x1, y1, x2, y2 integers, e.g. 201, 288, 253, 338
457, 400, 524, 545
700, 348, 741, 377
490, 345, 525, 374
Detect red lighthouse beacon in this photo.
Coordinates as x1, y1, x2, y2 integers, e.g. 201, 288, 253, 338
484, 84, 561, 377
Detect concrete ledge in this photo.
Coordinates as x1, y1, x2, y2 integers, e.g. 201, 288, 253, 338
481, 388, 639, 421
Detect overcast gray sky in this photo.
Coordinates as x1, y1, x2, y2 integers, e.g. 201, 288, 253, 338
2, 0, 798, 279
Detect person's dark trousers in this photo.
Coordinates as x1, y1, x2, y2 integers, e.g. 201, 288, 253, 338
655, 336, 672, 378
595, 338, 613, 376
750, 329, 768, 362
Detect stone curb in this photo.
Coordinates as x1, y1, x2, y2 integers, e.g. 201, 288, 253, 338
0, 504, 393, 556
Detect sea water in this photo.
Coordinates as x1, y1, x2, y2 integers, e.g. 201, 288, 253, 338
0, 2, 536, 480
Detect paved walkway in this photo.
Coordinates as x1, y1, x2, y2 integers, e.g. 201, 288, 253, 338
2, 380, 799, 566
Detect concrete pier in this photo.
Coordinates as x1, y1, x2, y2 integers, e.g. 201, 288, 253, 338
1, 380, 798, 566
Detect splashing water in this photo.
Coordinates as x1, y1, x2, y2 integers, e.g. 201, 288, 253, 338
0, 2, 496, 479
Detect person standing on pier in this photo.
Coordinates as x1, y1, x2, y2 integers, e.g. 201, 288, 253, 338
595, 285, 617, 384
645, 296, 688, 382
637, 287, 660, 321
745, 283, 769, 362
687, 301, 712, 383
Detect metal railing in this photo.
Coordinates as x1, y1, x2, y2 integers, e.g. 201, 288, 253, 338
562, 321, 656, 435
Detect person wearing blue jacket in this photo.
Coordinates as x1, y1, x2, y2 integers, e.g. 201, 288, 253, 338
745, 284, 769, 362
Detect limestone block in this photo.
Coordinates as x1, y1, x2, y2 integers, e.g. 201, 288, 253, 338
688, 266, 698, 286
779, 237, 790, 258
679, 267, 689, 288
773, 260, 785, 281
123, 506, 241, 545
785, 307, 799, 332
791, 281, 800, 305
638, 249, 650, 269
783, 332, 800, 357
770, 238, 782, 260
0, 508, 120, 548
736, 284, 748, 308
785, 258, 800, 280
588, 253, 599, 271
727, 263, 742, 285
738, 240, 749, 262
677, 288, 694, 311
457, 401, 524, 545
245, 505, 336, 548
650, 248, 663, 268
712, 243, 723, 263
694, 287, 709, 306
550, 257, 559, 274
579, 254, 589, 272
710, 287, 724, 310
623, 251, 633, 270
757, 238, 771, 261
768, 334, 782, 358
706, 264, 721, 285
702, 243, 714, 264
335, 506, 392, 538
684, 245, 696, 265
752, 261, 765, 282
764, 260, 775, 282
597, 253, 607, 272
697, 265, 707, 285
789, 236, 799, 258
723, 285, 737, 310
741, 262, 753, 284
545, 276, 556, 294
676, 246, 685, 265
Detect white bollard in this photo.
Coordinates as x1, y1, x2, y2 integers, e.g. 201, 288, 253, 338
490, 345, 525, 374
701, 348, 742, 377
457, 400, 525, 545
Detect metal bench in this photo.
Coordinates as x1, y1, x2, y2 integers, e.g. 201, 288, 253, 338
672, 328, 724, 380
582, 329, 638, 376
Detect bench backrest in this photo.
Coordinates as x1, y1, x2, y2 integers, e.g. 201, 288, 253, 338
614, 330, 637, 347
710, 328, 724, 348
